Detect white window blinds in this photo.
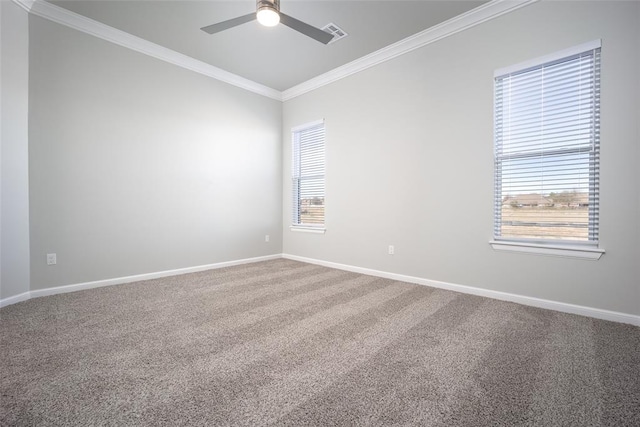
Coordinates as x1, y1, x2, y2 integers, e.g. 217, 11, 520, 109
494, 42, 601, 244
292, 121, 325, 227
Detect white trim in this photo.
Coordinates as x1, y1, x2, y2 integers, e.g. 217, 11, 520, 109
289, 226, 326, 234
14, 0, 540, 101
0, 291, 31, 308
16, 0, 282, 101
494, 39, 602, 77
11, 0, 34, 13
282, 254, 639, 326
489, 241, 605, 260
3, 253, 637, 326
0, 254, 280, 307
282, 0, 539, 101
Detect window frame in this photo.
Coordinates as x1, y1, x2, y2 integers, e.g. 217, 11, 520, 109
490, 40, 604, 260
290, 119, 326, 233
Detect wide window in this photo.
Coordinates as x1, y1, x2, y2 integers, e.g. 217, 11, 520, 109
493, 41, 601, 251
292, 120, 325, 230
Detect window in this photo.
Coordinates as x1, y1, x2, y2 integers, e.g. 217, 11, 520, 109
292, 120, 325, 231
492, 41, 603, 258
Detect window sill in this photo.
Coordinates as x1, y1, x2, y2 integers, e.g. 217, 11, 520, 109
489, 240, 604, 260
290, 226, 326, 234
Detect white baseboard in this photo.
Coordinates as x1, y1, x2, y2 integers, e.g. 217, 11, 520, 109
3, 253, 638, 327
0, 291, 31, 308
0, 254, 281, 307
283, 254, 640, 327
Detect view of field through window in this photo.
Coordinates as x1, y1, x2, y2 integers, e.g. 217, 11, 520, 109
500, 191, 589, 240
299, 197, 325, 225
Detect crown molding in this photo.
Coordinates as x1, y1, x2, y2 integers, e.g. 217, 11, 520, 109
14, 0, 539, 103
13, 0, 283, 101
12, 0, 34, 13
282, 0, 539, 101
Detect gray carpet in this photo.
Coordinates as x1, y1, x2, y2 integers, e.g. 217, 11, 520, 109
1, 259, 639, 426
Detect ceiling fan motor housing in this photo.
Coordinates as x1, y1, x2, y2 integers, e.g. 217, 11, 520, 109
257, 0, 280, 14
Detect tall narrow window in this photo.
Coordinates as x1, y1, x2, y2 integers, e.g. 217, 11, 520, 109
292, 120, 325, 229
494, 41, 601, 246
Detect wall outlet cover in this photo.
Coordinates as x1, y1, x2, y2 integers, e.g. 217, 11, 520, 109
47, 253, 57, 265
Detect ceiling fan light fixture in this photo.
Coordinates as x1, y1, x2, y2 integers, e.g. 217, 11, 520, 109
257, 9, 280, 27
256, 0, 280, 27
202, 0, 333, 45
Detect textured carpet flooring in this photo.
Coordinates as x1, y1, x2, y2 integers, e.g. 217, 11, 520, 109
1, 259, 639, 426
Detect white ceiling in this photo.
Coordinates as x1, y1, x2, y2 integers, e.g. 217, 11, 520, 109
50, 1, 488, 91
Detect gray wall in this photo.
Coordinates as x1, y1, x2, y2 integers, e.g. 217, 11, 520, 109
29, 16, 283, 290
1, 1, 31, 300
283, 1, 640, 316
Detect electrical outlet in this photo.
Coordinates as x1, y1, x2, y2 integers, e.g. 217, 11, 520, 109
47, 253, 57, 265
388, 245, 395, 255
265, 235, 270, 243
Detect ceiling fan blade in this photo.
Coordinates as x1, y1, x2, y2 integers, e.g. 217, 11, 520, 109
279, 12, 334, 44
200, 13, 256, 34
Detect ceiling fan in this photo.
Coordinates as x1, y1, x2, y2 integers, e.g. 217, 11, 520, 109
200, 0, 334, 45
